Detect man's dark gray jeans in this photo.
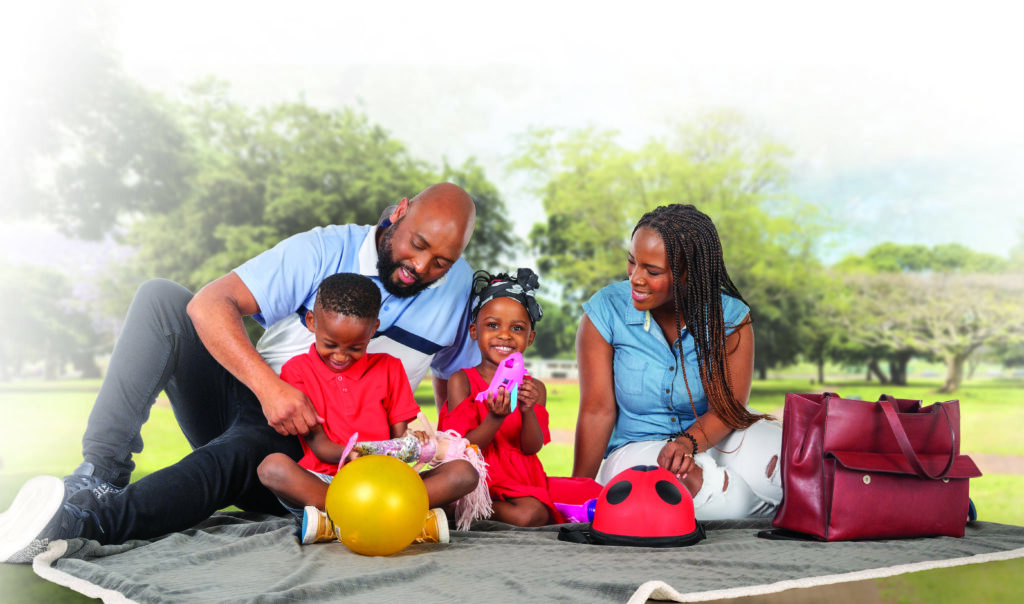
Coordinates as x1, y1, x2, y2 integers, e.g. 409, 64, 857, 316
75, 278, 301, 543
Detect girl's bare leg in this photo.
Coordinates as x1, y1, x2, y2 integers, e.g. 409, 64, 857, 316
491, 496, 551, 527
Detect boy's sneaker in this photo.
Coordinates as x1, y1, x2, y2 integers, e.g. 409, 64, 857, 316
0, 475, 97, 563
62, 462, 124, 500
300, 506, 339, 544
414, 508, 449, 544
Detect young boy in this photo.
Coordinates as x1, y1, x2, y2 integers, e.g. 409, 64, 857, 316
257, 272, 479, 544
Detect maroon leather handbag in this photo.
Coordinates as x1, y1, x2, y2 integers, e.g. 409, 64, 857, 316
772, 392, 981, 540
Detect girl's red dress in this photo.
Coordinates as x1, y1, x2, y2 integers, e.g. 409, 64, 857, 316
439, 367, 600, 522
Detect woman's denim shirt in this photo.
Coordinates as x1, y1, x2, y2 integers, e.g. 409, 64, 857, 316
582, 280, 750, 457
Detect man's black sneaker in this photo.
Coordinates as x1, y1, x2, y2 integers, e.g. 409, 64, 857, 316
63, 461, 124, 500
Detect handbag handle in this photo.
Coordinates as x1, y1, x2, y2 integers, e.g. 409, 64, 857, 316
879, 399, 956, 479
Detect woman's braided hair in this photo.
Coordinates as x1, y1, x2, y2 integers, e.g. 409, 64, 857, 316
633, 204, 764, 430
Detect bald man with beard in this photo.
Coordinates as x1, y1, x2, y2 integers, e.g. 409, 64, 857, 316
1, 183, 481, 560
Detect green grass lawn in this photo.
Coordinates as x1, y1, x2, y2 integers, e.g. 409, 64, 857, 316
3, 376, 1024, 602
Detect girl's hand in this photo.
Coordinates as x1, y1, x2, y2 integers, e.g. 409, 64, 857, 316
517, 379, 541, 412
485, 387, 512, 419
410, 430, 430, 445
657, 440, 696, 478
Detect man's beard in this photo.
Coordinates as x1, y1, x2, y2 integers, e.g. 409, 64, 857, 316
377, 223, 432, 298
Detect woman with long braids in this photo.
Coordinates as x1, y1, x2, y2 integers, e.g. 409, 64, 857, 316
572, 204, 782, 519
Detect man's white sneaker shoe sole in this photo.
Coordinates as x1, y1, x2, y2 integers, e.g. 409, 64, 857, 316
0, 475, 64, 563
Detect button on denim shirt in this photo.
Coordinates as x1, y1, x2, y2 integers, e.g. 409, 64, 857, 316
582, 280, 750, 457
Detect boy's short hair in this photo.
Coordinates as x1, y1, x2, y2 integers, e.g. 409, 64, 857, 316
315, 273, 382, 319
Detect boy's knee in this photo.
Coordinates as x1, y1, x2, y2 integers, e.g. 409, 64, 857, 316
257, 454, 291, 489
448, 459, 479, 494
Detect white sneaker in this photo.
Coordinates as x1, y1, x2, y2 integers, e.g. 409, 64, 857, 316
414, 508, 450, 544
300, 506, 339, 544
0, 476, 66, 563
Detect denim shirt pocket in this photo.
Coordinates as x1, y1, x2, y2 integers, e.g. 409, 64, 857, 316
613, 350, 648, 397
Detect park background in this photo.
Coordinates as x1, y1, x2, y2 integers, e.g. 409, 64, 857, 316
1, 1, 1022, 602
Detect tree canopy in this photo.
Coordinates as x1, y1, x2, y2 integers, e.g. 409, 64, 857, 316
122, 80, 442, 291
823, 243, 1024, 389
510, 112, 826, 373
835, 242, 1012, 274
7, 31, 1020, 392
1, 9, 192, 240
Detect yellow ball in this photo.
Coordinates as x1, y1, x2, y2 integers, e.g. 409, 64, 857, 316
325, 454, 428, 556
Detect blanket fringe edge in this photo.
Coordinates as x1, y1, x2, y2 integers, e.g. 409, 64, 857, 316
33, 540, 137, 604
628, 546, 1024, 604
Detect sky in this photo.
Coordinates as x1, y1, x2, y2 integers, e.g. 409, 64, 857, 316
2, 0, 1022, 268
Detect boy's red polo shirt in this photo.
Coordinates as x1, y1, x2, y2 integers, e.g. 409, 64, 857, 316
281, 345, 421, 475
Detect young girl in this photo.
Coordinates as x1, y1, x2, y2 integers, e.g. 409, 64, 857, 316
440, 269, 599, 526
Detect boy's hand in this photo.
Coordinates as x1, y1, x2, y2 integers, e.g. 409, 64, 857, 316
410, 430, 430, 445
485, 387, 513, 419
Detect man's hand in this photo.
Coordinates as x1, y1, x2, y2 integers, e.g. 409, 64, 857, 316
258, 379, 323, 436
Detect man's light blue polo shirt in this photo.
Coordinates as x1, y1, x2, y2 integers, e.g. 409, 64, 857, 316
582, 280, 750, 457
233, 223, 479, 387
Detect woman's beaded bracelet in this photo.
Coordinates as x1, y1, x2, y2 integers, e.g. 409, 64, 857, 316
669, 431, 699, 456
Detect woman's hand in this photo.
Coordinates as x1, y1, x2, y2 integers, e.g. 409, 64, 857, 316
658, 439, 696, 478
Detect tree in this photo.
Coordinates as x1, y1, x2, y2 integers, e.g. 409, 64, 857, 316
530, 296, 578, 359
832, 272, 1024, 392
442, 158, 519, 270
830, 242, 1022, 387
913, 273, 1024, 392
0, 264, 104, 380
511, 127, 645, 306
511, 112, 825, 375
122, 82, 436, 290
835, 242, 1011, 274
2, 4, 192, 239
112, 82, 518, 295
828, 273, 928, 386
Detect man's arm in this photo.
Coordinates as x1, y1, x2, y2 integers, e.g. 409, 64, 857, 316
187, 272, 321, 436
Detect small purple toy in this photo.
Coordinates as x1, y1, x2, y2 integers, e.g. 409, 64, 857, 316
475, 352, 528, 411
554, 498, 598, 523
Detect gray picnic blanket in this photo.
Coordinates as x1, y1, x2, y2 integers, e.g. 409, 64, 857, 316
32, 513, 1024, 603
